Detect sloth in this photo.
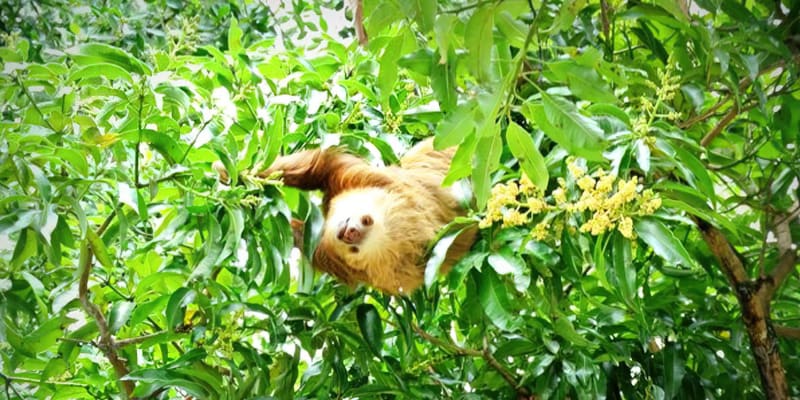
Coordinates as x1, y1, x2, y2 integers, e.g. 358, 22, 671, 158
222, 139, 476, 294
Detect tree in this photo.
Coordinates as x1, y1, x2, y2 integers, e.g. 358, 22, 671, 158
0, 0, 797, 398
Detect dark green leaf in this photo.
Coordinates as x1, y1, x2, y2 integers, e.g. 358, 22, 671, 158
356, 303, 383, 357
635, 218, 699, 269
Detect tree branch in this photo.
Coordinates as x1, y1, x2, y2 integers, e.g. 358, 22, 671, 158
692, 217, 748, 286
765, 204, 799, 299
79, 211, 134, 397
411, 323, 532, 398
352, 0, 368, 46
775, 325, 800, 340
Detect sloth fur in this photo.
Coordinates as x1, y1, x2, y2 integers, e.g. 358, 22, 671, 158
258, 139, 476, 294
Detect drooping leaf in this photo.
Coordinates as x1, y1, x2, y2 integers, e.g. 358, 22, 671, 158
356, 303, 383, 357
506, 121, 549, 190
66, 43, 151, 75
635, 218, 699, 270
465, 6, 495, 82
473, 126, 502, 210
478, 270, 515, 330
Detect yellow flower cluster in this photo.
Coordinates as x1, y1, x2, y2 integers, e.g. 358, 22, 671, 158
479, 174, 546, 229
479, 158, 662, 241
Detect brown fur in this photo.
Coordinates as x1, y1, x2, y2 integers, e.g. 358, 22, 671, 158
263, 139, 476, 294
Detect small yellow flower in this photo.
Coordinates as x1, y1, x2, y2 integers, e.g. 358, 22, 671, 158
618, 216, 634, 239
531, 221, 550, 241
577, 176, 596, 191
520, 174, 538, 196
502, 209, 528, 228
526, 198, 547, 214
596, 174, 615, 194
552, 187, 567, 204
641, 197, 662, 215
567, 158, 586, 178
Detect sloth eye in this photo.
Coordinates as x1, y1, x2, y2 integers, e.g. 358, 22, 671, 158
361, 215, 373, 226
349, 246, 359, 253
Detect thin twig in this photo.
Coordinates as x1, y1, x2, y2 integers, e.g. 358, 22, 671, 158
115, 331, 170, 348
443, 0, 496, 14
15, 75, 57, 132
1, 373, 88, 388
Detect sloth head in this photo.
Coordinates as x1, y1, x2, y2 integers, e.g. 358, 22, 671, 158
323, 188, 398, 263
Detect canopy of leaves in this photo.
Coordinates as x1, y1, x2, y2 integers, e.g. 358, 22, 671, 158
0, 0, 798, 399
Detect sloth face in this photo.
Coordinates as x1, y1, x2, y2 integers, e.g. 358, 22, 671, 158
326, 188, 395, 261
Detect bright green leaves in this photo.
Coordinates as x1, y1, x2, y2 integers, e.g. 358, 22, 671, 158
66, 43, 151, 76
529, 93, 607, 162
506, 121, 548, 190
546, 60, 617, 104
465, 6, 496, 83
473, 125, 503, 210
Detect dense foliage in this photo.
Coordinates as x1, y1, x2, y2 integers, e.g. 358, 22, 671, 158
1, 0, 798, 399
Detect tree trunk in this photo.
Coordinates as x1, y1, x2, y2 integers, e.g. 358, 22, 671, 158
695, 219, 789, 399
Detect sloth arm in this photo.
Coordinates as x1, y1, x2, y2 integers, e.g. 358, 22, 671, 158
257, 148, 391, 198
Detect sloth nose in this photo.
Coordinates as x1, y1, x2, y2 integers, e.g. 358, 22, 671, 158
342, 226, 362, 244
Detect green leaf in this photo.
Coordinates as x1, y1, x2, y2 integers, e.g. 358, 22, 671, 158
506, 121, 548, 190
108, 301, 135, 333
672, 146, 714, 199
66, 43, 151, 76
69, 63, 133, 85
425, 230, 461, 287
398, 48, 432, 77
35, 204, 58, 245
487, 248, 531, 292
142, 129, 185, 164
664, 347, 687, 398
526, 94, 606, 161
219, 207, 245, 263
228, 18, 243, 54
431, 55, 457, 112
635, 218, 698, 269
495, 11, 528, 48
356, 303, 383, 357
434, 103, 475, 149
546, 61, 617, 103
612, 234, 636, 308
190, 214, 223, 280
126, 369, 212, 399
166, 287, 196, 331
12, 229, 36, 268
634, 139, 651, 175
478, 270, 515, 330
24, 315, 69, 354
378, 34, 407, 101
29, 164, 52, 202
412, 0, 436, 32
86, 228, 114, 271
473, 126, 502, 210
58, 148, 90, 176
553, 317, 596, 348
465, 6, 495, 82
433, 14, 457, 63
